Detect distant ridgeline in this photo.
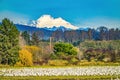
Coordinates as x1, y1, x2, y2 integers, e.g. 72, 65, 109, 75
16, 24, 120, 43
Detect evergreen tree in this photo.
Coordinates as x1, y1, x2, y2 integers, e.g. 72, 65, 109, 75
31, 32, 39, 46
0, 18, 19, 65
21, 31, 30, 45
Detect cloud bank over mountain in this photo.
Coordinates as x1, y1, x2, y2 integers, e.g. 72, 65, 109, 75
31, 15, 78, 29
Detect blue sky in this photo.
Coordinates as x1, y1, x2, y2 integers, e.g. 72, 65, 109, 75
0, 0, 120, 28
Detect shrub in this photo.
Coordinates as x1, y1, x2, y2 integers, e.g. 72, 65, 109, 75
103, 57, 111, 62
48, 60, 68, 66
77, 61, 104, 66
24, 46, 41, 54
77, 60, 120, 66
14, 62, 24, 67
53, 42, 78, 60
54, 42, 77, 55
50, 53, 59, 59
24, 46, 42, 62
70, 58, 79, 65
19, 49, 33, 66
0, 64, 10, 68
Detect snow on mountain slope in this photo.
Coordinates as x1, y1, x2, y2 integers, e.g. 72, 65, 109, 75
31, 15, 78, 30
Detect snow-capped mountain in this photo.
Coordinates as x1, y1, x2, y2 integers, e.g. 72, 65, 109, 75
16, 24, 72, 32
15, 24, 74, 39
0, 15, 89, 32
30, 15, 79, 30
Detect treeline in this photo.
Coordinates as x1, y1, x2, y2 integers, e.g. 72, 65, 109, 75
80, 40, 120, 62
20, 27, 120, 47
20, 26, 120, 47
18, 20, 120, 65
52, 27, 120, 43
0, 18, 120, 67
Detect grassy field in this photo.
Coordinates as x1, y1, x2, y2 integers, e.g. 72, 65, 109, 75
0, 62, 120, 69
0, 75, 120, 80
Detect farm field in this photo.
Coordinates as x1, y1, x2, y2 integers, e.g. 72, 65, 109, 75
0, 75, 120, 80
0, 66, 120, 80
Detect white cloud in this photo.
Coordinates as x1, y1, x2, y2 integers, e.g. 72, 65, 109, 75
0, 11, 29, 25
34, 15, 78, 29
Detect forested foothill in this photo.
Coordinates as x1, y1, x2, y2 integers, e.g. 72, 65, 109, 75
0, 18, 120, 67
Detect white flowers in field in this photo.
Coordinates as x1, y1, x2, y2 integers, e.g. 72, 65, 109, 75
0, 66, 120, 76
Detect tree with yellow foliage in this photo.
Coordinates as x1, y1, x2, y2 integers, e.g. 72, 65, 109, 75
19, 49, 33, 66
24, 46, 41, 62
